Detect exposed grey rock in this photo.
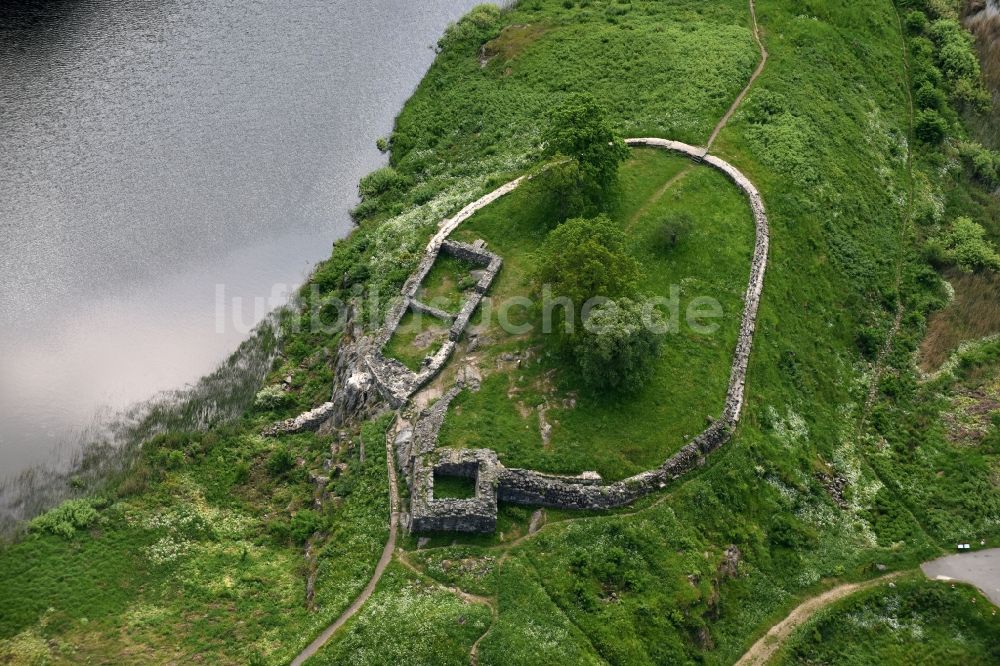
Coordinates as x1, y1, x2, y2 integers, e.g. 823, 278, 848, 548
719, 545, 742, 579
261, 402, 335, 437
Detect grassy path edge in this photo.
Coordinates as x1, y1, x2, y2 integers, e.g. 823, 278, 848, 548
289, 417, 401, 666
734, 572, 907, 666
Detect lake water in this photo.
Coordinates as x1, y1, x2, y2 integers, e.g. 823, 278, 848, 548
0, 0, 479, 480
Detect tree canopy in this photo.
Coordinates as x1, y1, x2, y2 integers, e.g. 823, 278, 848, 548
540, 95, 630, 219
574, 298, 664, 394
534, 214, 639, 311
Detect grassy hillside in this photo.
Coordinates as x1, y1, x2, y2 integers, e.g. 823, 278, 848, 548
775, 576, 1000, 665
2, 0, 999, 664
321, 0, 1000, 662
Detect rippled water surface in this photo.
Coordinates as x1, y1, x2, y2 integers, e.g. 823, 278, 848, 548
0, 0, 479, 477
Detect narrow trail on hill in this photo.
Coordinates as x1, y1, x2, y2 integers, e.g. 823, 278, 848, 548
849, 0, 933, 550
734, 572, 906, 665
706, 0, 768, 150
858, 2, 917, 434
289, 422, 402, 666
627, 166, 693, 230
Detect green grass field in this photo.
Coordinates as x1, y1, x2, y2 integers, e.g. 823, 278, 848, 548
417, 254, 478, 313
384, 310, 450, 372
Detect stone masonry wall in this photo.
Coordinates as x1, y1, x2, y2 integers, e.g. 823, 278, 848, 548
271, 139, 769, 532
490, 140, 769, 514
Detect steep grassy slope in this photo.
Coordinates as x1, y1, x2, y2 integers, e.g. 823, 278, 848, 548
321, 0, 1000, 663
775, 576, 1000, 665
0, 417, 393, 664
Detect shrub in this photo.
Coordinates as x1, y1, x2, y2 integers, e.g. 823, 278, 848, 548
957, 141, 1000, 187
574, 298, 664, 393
267, 447, 295, 477
938, 217, 1000, 273
928, 18, 991, 109
289, 509, 322, 544
253, 385, 292, 411
654, 213, 693, 252
933, 27, 979, 81
29, 498, 103, 538
855, 325, 883, 359
904, 10, 928, 34
437, 4, 501, 52
914, 108, 948, 144
163, 449, 185, 470
232, 461, 250, 486
358, 166, 407, 200
914, 81, 945, 110
744, 90, 789, 124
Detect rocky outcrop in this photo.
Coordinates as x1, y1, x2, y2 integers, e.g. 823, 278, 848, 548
262, 402, 336, 437
263, 307, 385, 437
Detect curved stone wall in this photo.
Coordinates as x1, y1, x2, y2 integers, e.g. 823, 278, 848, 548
492, 139, 769, 511
270, 139, 770, 530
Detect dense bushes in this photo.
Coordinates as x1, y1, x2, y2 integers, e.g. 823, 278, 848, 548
958, 140, 1000, 188
29, 498, 104, 538
926, 216, 1000, 273
927, 17, 991, 110
254, 384, 293, 410
267, 447, 295, 477
531, 212, 665, 392
358, 166, 408, 200
915, 108, 948, 143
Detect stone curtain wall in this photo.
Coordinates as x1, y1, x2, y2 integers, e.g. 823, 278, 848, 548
266, 140, 769, 532
491, 140, 769, 512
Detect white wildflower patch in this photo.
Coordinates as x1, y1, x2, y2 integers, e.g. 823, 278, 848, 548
125, 603, 169, 629
846, 593, 927, 638
765, 475, 799, 505
831, 415, 882, 548
364, 146, 535, 291
767, 406, 809, 448
942, 279, 956, 304
796, 567, 820, 587
138, 479, 257, 540
147, 535, 193, 565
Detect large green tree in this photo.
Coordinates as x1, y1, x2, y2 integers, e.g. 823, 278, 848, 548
540, 95, 630, 219
535, 214, 639, 313
574, 298, 664, 394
